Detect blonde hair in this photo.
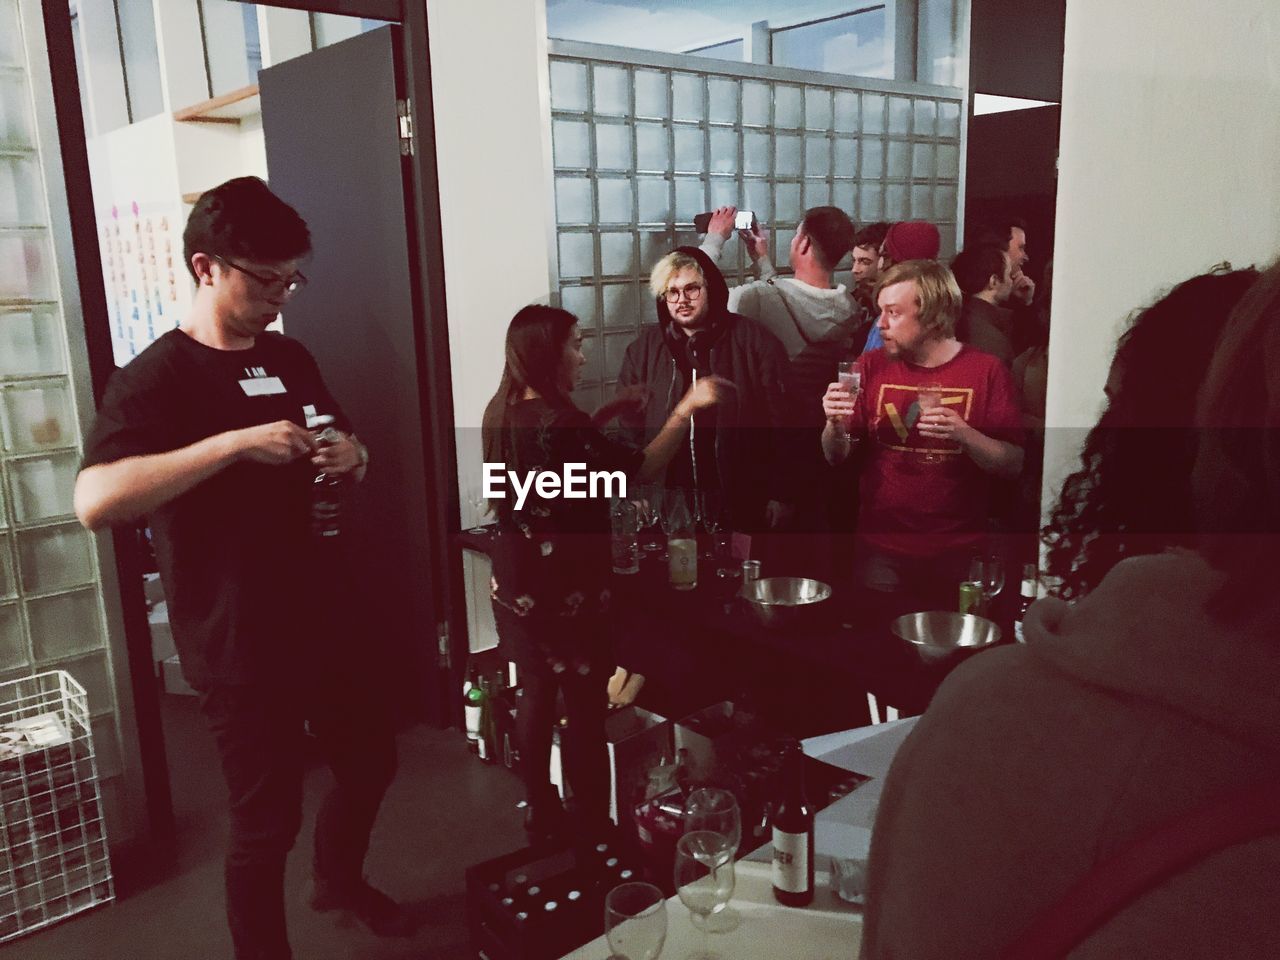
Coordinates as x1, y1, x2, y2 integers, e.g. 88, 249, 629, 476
649, 251, 704, 299
876, 259, 962, 339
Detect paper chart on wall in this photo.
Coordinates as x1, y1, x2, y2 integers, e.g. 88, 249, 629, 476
100, 199, 192, 368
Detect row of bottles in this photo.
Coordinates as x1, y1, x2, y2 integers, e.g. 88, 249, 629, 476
463, 660, 519, 766
609, 492, 698, 589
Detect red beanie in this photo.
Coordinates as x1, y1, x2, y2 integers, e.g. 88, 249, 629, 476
883, 221, 941, 262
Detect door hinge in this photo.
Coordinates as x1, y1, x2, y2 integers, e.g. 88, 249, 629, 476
397, 98, 414, 156
437, 621, 451, 671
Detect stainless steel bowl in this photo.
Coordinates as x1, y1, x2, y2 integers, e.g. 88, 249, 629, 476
890, 611, 1002, 663
741, 577, 832, 631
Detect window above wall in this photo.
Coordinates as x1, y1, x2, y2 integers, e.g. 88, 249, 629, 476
546, 0, 964, 86
770, 6, 892, 79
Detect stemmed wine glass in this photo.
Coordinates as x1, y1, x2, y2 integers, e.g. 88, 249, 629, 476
635, 484, 662, 553
673, 831, 735, 960
605, 881, 668, 960
968, 555, 1006, 615
916, 382, 944, 463
683, 788, 741, 933
696, 491, 729, 566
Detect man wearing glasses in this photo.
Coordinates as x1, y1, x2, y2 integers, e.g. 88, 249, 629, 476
615, 246, 792, 534
75, 177, 406, 959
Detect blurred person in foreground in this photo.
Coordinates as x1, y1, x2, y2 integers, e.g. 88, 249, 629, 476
1041, 266, 1258, 600
861, 262, 1280, 959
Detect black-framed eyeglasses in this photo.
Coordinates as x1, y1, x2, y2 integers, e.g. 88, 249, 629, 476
217, 256, 308, 297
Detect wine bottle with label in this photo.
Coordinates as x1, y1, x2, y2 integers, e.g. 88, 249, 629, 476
1014, 563, 1038, 643
771, 743, 814, 906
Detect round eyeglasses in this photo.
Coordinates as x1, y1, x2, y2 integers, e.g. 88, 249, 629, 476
663, 283, 704, 304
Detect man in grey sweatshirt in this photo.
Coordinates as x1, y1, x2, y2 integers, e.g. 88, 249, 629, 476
698, 205, 864, 360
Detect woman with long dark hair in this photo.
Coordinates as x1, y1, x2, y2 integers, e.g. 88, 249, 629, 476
1040, 266, 1258, 600
481, 305, 723, 836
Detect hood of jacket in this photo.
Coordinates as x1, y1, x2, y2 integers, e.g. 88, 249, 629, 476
1024, 550, 1280, 755
658, 246, 733, 372
764, 277, 862, 348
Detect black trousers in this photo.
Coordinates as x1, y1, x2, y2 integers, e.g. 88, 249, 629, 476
494, 607, 610, 821
198, 668, 396, 960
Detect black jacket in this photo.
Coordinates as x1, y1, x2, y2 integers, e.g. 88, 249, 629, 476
615, 246, 792, 529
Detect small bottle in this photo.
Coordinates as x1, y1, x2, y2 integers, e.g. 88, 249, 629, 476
771, 743, 814, 907
464, 666, 484, 754
666, 492, 698, 591
1014, 563, 1038, 643
306, 414, 345, 538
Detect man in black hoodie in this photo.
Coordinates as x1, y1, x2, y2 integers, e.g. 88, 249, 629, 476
615, 246, 793, 533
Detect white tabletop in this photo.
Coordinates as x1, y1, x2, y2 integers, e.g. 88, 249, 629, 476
559, 717, 918, 959
560, 859, 861, 960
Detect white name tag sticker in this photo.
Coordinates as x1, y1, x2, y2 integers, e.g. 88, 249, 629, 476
239, 376, 287, 396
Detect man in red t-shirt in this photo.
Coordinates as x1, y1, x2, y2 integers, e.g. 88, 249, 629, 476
821, 259, 1024, 623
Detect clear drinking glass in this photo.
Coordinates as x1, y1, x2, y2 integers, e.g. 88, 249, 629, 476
969, 555, 1006, 610
683, 788, 741, 856
683, 789, 742, 934
605, 881, 668, 960
696, 491, 728, 566
916, 382, 944, 463
674, 831, 735, 960
835, 360, 861, 439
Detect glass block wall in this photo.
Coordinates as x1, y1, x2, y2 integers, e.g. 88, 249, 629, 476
1, 0, 126, 811
548, 46, 964, 409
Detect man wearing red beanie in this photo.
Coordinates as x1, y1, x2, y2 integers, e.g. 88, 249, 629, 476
881, 220, 942, 264
862, 221, 943, 353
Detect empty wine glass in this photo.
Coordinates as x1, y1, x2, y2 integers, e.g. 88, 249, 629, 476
605, 881, 667, 960
683, 788, 741, 856
916, 382, 944, 464
683, 789, 742, 933
636, 484, 662, 552
674, 831, 735, 960
696, 491, 728, 562
969, 555, 1006, 611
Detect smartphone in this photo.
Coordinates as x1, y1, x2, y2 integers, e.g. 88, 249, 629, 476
694, 209, 757, 233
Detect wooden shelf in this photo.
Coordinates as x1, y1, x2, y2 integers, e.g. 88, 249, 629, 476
173, 84, 260, 125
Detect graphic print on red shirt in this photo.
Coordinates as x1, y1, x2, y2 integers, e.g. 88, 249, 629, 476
870, 381, 974, 458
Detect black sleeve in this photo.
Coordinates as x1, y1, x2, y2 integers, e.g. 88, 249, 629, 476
550, 407, 644, 477
81, 358, 185, 469
756, 331, 800, 504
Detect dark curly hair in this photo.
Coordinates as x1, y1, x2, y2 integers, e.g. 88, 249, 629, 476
1040, 267, 1258, 600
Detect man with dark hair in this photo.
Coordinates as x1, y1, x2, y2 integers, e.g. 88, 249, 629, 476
951, 244, 1016, 364
696, 205, 866, 570
821, 260, 1023, 622
698, 204, 862, 359
973, 217, 1035, 306
75, 177, 406, 959
851, 221, 890, 315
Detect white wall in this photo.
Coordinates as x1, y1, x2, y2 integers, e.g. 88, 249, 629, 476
427, 0, 559, 650
1043, 0, 1280, 516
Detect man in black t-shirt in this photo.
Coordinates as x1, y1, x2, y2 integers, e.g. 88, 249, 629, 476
77, 178, 407, 959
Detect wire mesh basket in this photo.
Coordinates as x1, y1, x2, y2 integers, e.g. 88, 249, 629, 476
0, 671, 114, 942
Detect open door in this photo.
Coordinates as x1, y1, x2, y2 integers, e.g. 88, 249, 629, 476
258, 26, 446, 724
